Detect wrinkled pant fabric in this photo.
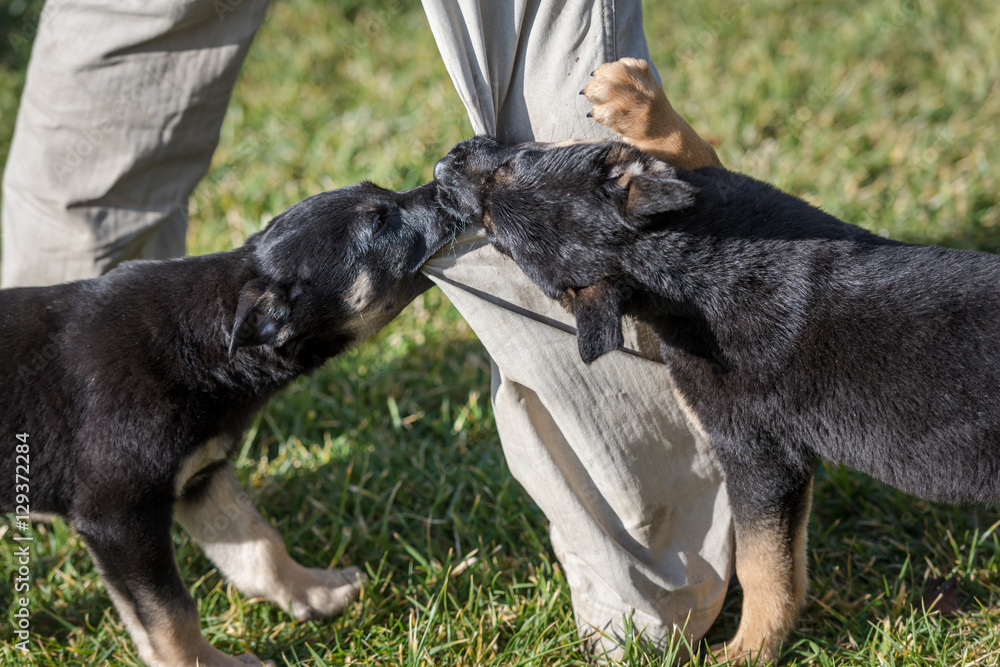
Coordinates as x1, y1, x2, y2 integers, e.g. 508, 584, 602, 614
1, 0, 732, 657
421, 2, 731, 655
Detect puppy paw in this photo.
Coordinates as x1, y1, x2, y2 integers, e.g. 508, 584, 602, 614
582, 57, 722, 170
583, 57, 670, 143
286, 565, 365, 621
146, 635, 276, 667
710, 638, 779, 665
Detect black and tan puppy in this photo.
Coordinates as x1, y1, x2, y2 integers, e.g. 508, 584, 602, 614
0, 181, 456, 666
433, 117, 1000, 662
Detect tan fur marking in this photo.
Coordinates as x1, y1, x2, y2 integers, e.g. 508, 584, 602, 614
342, 301, 401, 342
547, 137, 604, 148
102, 576, 266, 666
175, 436, 231, 497
645, 158, 669, 173
615, 160, 646, 189
667, 380, 710, 443
482, 209, 496, 233
175, 466, 363, 622
558, 289, 575, 313
140, 606, 222, 667
101, 582, 155, 662
347, 271, 374, 310
341, 271, 399, 341
792, 479, 813, 605
667, 381, 802, 666
584, 57, 722, 170
715, 525, 802, 664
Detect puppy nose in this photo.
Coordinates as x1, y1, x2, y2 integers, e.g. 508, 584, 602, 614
433, 155, 451, 181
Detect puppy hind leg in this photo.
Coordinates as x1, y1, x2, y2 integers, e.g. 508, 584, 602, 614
175, 464, 363, 620
76, 506, 268, 666
713, 475, 814, 664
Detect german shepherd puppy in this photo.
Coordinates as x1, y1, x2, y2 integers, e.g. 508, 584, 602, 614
1, 181, 456, 666
432, 61, 999, 663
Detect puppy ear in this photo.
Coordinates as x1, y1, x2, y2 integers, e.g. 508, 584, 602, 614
625, 171, 698, 217
571, 281, 630, 363
605, 146, 698, 217
228, 277, 297, 358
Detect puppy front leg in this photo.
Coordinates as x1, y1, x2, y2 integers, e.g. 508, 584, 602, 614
583, 57, 723, 170
713, 475, 813, 664
75, 506, 268, 666
175, 464, 364, 620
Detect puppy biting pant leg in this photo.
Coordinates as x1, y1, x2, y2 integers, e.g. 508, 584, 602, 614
175, 464, 363, 621
422, 1, 733, 659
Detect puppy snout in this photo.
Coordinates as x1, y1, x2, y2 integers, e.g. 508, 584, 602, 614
433, 155, 451, 182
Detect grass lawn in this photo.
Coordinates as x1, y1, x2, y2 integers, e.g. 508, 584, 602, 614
2, 0, 999, 664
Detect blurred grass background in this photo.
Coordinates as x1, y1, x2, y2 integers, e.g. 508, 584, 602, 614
1, 0, 999, 664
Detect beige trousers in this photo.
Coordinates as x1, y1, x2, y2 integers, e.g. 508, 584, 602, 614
1, 0, 732, 657
421, 4, 732, 656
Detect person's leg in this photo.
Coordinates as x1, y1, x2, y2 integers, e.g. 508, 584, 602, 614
1, 0, 270, 288
421, 0, 732, 659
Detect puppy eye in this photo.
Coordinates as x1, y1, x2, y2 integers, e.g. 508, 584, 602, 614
373, 211, 401, 233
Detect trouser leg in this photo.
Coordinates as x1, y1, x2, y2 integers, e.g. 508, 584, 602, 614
422, 1, 733, 658
1, 0, 270, 287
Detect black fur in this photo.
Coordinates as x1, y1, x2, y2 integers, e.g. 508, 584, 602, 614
435, 135, 1000, 656
436, 137, 1000, 503
0, 180, 456, 660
